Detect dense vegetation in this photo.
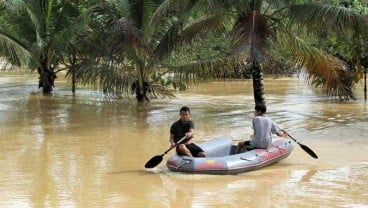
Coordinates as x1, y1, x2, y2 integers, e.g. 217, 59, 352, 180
0, 0, 367, 104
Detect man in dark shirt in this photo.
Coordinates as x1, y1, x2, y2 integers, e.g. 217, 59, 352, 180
170, 106, 206, 157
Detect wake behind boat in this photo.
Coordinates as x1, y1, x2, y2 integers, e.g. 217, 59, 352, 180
166, 136, 293, 175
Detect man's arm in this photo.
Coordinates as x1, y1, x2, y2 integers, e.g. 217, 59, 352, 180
185, 128, 194, 141
184, 121, 195, 143
276, 130, 288, 137
170, 134, 175, 147
271, 120, 287, 137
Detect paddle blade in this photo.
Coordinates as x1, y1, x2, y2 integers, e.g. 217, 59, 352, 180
144, 155, 163, 168
298, 142, 318, 159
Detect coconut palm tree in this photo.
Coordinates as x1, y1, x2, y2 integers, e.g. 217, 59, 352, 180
73, 0, 231, 101
113, 0, 367, 104
0, 0, 91, 94
152, 0, 367, 104
218, 0, 367, 104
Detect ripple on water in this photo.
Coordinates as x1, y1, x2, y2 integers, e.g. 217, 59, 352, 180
284, 163, 368, 207
0, 103, 10, 111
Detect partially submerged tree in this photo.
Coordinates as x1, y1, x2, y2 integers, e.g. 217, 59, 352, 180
131, 0, 368, 104
287, 2, 368, 100
74, 0, 229, 101
223, 1, 368, 104
0, 0, 92, 94
1, 0, 366, 104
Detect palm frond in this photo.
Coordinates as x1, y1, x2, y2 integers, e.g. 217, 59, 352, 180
18, 0, 45, 46
147, 0, 195, 30
0, 30, 32, 66
231, 10, 273, 63
52, 9, 93, 57
149, 83, 175, 98
288, 3, 368, 36
226, 0, 251, 13
152, 13, 226, 62
4, 0, 40, 29
180, 14, 227, 44
76, 58, 135, 97
290, 37, 355, 100
111, 17, 151, 58
0, 0, 38, 62
166, 54, 248, 83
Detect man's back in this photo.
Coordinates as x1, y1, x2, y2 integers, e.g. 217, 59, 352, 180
252, 116, 277, 148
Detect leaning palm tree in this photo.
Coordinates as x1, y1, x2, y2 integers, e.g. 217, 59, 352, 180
0, 0, 91, 94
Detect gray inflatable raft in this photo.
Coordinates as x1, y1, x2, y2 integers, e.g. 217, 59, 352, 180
166, 136, 293, 175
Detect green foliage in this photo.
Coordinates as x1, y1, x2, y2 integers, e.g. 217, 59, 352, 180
0, 0, 93, 77
1, 0, 367, 101
291, 1, 368, 85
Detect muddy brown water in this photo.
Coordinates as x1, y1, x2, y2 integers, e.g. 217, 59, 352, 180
1, 74, 367, 208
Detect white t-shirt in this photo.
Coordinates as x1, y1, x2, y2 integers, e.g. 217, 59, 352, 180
250, 115, 278, 148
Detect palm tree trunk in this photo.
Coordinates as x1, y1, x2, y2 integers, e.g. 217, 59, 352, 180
71, 67, 76, 95
37, 61, 56, 95
364, 70, 367, 101
135, 65, 149, 102
361, 55, 368, 101
71, 53, 77, 95
251, 61, 265, 105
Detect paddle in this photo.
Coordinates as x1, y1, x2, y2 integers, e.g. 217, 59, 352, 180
144, 136, 187, 168
284, 131, 318, 159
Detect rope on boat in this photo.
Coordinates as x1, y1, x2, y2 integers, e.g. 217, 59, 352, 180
175, 159, 191, 171
240, 156, 257, 161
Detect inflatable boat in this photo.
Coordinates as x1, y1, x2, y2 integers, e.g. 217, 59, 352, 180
166, 136, 293, 175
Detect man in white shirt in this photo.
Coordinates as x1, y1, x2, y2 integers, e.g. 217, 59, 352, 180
236, 104, 288, 153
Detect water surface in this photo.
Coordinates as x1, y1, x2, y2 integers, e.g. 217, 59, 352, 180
1, 74, 367, 208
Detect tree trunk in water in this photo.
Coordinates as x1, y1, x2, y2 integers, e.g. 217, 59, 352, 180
364, 70, 367, 101
38, 65, 57, 95
134, 65, 149, 102
71, 67, 76, 95
252, 61, 265, 105
71, 53, 77, 95
134, 79, 149, 102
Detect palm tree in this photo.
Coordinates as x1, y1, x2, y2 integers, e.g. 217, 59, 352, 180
120, 0, 367, 104
73, 0, 230, 101
218, 0, 367, 104
0, 0, 91, 94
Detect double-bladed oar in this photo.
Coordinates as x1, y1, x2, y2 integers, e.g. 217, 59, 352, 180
144, 136, 187, 168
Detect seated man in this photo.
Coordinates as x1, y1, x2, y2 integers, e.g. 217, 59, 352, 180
170, 106, 206, 157
236, 104, 287, 153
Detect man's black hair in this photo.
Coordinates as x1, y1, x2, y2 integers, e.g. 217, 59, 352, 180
255, 104, 267, 114
180, 106, 190, 113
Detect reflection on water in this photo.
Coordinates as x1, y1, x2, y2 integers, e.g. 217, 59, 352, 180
0, 74, 367, 208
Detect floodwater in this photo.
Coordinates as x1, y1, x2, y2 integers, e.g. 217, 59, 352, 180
0, 73, 367, 208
